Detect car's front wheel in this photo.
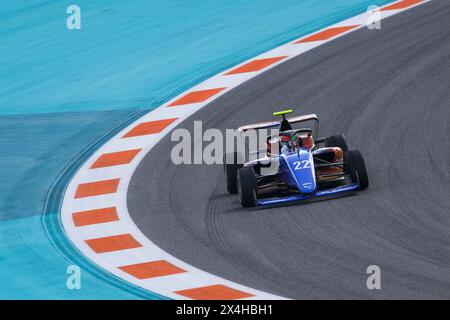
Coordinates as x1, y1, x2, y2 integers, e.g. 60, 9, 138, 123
345, 150, 369, 189
237, 166, 257, 207
224, 152, 243, 194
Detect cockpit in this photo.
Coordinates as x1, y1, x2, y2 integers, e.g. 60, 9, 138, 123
268, 129, 315, 155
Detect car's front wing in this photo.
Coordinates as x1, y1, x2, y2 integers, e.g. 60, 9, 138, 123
256, 183, 360, 207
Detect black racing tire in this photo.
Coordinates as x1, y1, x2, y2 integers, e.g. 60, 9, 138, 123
345, 150, 369, 190
237, 166, 257, 208
325, 135, 349, 152
223, 152, 243, 194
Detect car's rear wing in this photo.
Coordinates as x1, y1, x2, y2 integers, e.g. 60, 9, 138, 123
238, 113, 319, 133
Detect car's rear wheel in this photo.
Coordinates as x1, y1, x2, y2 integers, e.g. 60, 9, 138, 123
237, 166, 257, 207
325, 135, 349, 152
223, 152, 243, 194
345, 150, 369, 189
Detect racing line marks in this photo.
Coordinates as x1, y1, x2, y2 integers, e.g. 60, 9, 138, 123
85, 234, 143, 253
225, 56, 288, 75
295, 25, 361, 43
382, 0, 424, 11
90, 149, 142, 169
175, 284, 255, 300
73, 207, 119, 227
168, 87, 226, 106
119, 260, 187, 279
122, 118, 178, 138
74, 178, 120, 199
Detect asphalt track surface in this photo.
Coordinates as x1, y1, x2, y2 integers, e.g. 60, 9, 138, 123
129, 0, 450, 299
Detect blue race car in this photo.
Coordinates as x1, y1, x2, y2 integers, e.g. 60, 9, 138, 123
224, 109, 368, 207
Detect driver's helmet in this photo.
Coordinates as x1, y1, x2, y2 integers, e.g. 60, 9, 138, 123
280, 133, 293, 154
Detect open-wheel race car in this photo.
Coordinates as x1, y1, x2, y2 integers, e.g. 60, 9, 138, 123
223, 109, 368, 207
